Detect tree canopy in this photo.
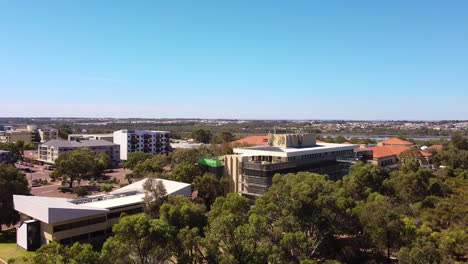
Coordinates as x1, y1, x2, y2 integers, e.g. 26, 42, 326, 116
0, 164, 29, 228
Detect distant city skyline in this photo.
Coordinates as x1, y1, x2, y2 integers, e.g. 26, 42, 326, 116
1, 1, 467, 119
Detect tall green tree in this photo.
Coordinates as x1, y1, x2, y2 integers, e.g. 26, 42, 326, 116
191, 129, 213, 144
341, 162, 387, 201
355, 196, 405, 262
0, 164, 29, 228
193, 173, 224, 209
50, 148, 97, 189
143, 178, 167, 218
172, 163, 200, 183
100, 214, 173, 264
251, 172, 351, 262
28, 241, 100, 264
124, 151, 154, 170
205, 193, 265, 264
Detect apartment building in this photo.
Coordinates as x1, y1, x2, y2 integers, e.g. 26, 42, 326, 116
13, 178, 191, 250
38, 139, 120, 166
38, 128, 59, 143
225, 133, 358, 198
113, 130, 172, 160
68, 133, 114, 142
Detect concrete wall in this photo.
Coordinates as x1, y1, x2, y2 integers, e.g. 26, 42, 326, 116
268, 133, 316, 148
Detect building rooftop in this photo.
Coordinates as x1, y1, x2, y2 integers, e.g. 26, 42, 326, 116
234, 142, 358, 157
41, 139, 118, 148
232, 135, 269, 146
381, 137, 414, 146
14, 178, 191, 223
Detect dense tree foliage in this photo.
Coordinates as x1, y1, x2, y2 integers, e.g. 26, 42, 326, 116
50, 148, 100, 189
124, 151, 154, 170
191, 129, 213, 144
28, 135, 468, 263
0, 164, 29, 228
0, 141, 36, 163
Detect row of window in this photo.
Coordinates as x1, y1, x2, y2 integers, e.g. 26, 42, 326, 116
53, 216, 106, 232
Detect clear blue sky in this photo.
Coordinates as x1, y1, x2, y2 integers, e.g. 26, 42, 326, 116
1, 0, 467, 120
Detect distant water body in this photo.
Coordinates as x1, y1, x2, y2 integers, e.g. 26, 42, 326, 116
321, 134, 450, 141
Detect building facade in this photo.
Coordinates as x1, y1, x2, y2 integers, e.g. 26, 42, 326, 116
225, 133, 358, 198
113, 130, 172, 160
14, 178, 191, 250
38, 128, 59, 143
38, 139, 120, 166
0, 130, 35, 143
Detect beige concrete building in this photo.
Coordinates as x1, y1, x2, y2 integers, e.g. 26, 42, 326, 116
13, 178, 191, 250
225, 133, 358, 198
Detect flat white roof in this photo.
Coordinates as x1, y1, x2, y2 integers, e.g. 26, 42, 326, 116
14, 178, 191, 223
233, 142, 358, 158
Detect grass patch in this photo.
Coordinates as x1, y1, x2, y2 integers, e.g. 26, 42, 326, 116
0, 231, 34, 264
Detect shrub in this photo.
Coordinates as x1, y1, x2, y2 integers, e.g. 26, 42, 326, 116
74, 187, 88, 197
100, 184, 114, 192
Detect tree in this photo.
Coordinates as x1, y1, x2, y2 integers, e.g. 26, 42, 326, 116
341, 162, 387, 201
100, 214, 173, 264
29, 241, 100, 264
356, 196, 405, 262
159, 195, 207, 231
95, 152, 111, 175
132, 154, 170, 178
0, 141, 35, 163
0, 164, 29, 229
216, 131, 236, 143
143, 178, 167, 218
251, 172, 351, 262
50, 148, 97, 189
191, 129, 213, 144
193, 173, 224, 209
57, 124, 73, 140
124, 151, 154, 170
172, 163, 200, 183
171, 148, 202, 166
451, 133, 468, 150
205, 193, 266, 264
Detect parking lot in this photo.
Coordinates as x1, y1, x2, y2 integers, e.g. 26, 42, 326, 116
15, 164, 131, 198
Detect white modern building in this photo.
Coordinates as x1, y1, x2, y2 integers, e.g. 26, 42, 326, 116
14, 178, 191, 250
113, 130, 172, 160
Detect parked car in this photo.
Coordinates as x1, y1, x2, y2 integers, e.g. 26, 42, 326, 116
31, 182, 42, 187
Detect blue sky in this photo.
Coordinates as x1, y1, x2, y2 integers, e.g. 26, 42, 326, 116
1, 0, 467, 120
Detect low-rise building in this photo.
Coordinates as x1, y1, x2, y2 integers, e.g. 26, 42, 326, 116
38, 140, 120, 166
68, 133, 114, 142
0, 150, 12, 163
113, 130, 172, 160
13, 178, 191, 250
225, 133, 358, 198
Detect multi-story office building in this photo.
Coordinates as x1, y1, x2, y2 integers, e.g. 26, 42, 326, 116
68, 133, 114, 142
13, 178, 191, 250
38, 128, 59, 143
113, 130, 172, 160
225, 133, 358, 199
38, 139, 120, 166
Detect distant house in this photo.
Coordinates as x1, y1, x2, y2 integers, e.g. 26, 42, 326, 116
378, 137, 414, 147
